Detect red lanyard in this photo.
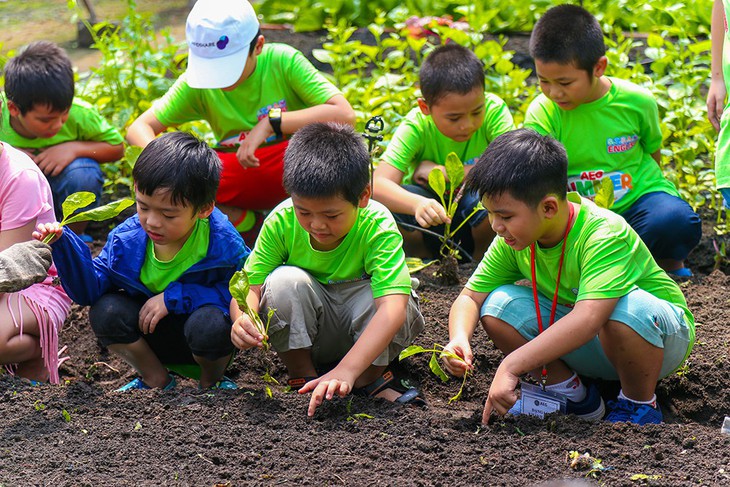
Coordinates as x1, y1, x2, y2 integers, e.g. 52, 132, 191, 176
529, 203, 575, 388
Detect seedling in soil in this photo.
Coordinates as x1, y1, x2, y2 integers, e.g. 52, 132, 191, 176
41, 192, 134, 244
61, 409, 71, 423
427, 152, 483, 285
345, 397, 374, 423
33, 400, 46, 412
229, 270, 274, 351
566, 451, 611, 478
399, 343, 470, 403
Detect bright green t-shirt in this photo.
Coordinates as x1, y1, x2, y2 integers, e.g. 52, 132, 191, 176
0, 94, 123, 151
153, 43, 342, 148
466, 193, 694, 340
716, 0, 730, 188
524, 78, 678, 213
140, 218, 210, 294
244, 199, 412, 298
380, 93, 514, 184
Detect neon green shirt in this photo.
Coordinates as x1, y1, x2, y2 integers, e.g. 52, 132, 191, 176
140, 218, 210, 294
244, 199, 412, 298
380, 93, 514, 184
0, 94, 123, 151
466, 193, 694, 338
153, 43, 342, 148
716, 0, 730, 188
524, 78, 678, 213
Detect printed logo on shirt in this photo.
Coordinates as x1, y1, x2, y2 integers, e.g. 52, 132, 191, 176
567, 170, 633, 202
216, 99, 289, 148
606, 134, 639, 154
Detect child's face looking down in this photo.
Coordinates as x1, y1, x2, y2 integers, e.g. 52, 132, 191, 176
418, 87, 486, 142
482, 192, 558, 251
135, 187, 213, 255
7, 102, 69, 139
291, 190, 370, 252
534, 58, 609, 111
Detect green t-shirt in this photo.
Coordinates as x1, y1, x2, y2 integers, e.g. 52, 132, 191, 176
0, 94, 123, 151
524, 77, 678, 213
140, 218, 210, 294
153, 43, 342, 148
466, 193, 694, 340
716, 0, 730, 188
380, 93, 514, 184
244, 199, 411, 298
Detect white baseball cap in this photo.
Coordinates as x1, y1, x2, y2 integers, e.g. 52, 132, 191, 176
185, 0, 260, 89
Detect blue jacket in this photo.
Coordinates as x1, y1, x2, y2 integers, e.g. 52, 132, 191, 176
51, 208, 249, 315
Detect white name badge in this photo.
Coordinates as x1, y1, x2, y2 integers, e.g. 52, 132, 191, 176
519, 381, 568, 418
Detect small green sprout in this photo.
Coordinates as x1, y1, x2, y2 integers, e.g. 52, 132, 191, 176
399, 343, 470, 403
61, 409, 71, 423
33, 400, 46, 411
43, 192, 134, 244
567, 450, 611, 478
229, 270, 275, 351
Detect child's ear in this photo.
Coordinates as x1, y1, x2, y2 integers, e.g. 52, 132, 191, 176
197, 202, 216, 219
253, 35, 265, 56
541, 196, 560, 219
593, 56, 608, 78
6, 100, 21, 117
358, 184, 372, 208
417, 98, 431, 116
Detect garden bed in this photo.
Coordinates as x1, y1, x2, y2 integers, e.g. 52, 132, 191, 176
0, 224, 728, 486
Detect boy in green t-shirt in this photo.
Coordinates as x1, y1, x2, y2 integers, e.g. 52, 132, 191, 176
708, 0, 730, 206
231, 123, 425, 417
0, 41, 124, 238
523, 5, 701, 277
443, 129, 694, 426
127, 0, 355, 242
373, 44, 514, 261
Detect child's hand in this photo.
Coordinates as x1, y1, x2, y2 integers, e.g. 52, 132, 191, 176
236, 118, 274, 168
139, 293, 169, 334
34, 142, 80, 177
413, 160, 448, 187
482, 363, 520, 425
707, 79, 727, 132
32, 222, 64, 245
297, 369, 356, 417
230, 314, 267, 350
415, 198, 451, 227
442, 337, 474, 377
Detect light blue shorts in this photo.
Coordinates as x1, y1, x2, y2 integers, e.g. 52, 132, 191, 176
480, 284, 693, 380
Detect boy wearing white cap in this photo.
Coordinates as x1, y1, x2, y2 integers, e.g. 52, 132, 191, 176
127, 0, 356, 242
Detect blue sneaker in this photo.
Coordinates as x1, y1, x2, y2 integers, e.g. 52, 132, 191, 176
204, 376, 238, 390
605, 398, 663, 425
508, 383, 605, 421
117, 375, 176, 392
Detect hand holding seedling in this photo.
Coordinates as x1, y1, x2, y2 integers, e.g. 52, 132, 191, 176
298, 368, 357, 417
231, 314, 268, 350
139, 293, 169, 334
482, 363, 520, 424
441, 337, 474, 377
33, 222, 64, 245
229, 270, 272, 351
414, 198, 451, 227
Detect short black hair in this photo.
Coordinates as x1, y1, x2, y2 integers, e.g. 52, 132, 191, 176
466, 128, 567, 208
3, 41, 74, 114
529, 4, 605, 74
133, 132, 221, 211
283, 122, 369, 206
419, 44, 485, 106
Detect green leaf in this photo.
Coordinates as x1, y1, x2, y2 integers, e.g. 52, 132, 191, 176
444, 152, 464, 189
429, 352, 449, 382
63, 198, 135, 225
229, 270, 252, 313
405, 257, 436, 274
398, 344, 427, 360
594, 177, 615, 209
428, 167, 446, 199
61, 409, 71, 423
61, 191, 97, 221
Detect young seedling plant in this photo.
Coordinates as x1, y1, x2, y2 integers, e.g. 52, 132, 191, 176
399, 343, 471, 404
41, 191, 135, 244
229, 269, 278, 396
427, 152, 483, 285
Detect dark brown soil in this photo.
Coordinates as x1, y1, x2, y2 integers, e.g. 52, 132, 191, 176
1, 217, 729, 486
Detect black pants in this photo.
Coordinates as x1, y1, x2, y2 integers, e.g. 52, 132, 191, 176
89, 293, 234, 363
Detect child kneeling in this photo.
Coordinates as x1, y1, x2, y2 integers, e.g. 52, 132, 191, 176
231, 123, 425, 416
35, 132, 249, 390
443, 129, 694, 425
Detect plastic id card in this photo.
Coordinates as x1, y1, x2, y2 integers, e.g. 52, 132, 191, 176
518, 381, 568, 418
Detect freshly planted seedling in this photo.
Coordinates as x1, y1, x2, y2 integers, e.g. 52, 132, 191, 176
427, 152, 483, 285
566, 451, 611, 478
399, 344, 471, 403
42, 192, 135, 244
229, 270, 275, 352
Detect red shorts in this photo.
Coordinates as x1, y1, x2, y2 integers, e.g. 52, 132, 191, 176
215, 140, 289, 210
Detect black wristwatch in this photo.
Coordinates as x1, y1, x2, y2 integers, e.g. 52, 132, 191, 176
268, 108, 283, 139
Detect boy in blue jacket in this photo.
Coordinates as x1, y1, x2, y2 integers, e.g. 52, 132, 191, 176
34, 132, 249, 390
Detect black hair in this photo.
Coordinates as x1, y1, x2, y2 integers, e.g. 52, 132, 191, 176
529, 4, 606, 74
283, 122, 369, 206
466, 128, 567, 208
3, 41, 74, 115
419, 44, 485, 106
133, 132, 221, 211
249, 29, 262, 56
